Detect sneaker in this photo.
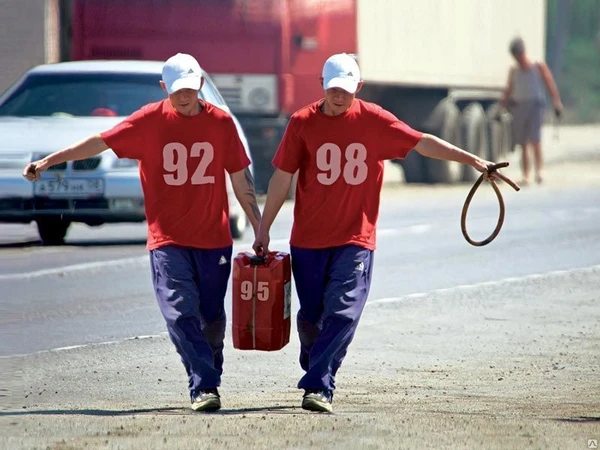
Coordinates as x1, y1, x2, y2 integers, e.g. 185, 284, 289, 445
191, 389, 221, 412
302, 389, 333, 413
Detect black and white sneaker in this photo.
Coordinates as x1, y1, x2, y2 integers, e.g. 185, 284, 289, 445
191, 388, 221, 412
302, 389, 333, 413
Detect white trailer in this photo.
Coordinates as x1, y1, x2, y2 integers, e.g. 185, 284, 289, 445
356, 0, 547, 183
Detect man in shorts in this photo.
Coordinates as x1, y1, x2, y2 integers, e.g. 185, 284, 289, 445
500, 37, 563, 185
23, 53, 261, 412
253, 53, 499, 413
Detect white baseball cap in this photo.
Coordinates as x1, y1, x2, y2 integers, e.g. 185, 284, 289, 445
162, 53, 202, 94
322, 53, 361, 94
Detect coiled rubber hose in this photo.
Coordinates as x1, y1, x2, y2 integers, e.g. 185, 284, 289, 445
461, 162, 521, 246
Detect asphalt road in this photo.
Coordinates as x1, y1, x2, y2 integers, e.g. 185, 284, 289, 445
0, 178, 599, 358
1, 126, 599, 449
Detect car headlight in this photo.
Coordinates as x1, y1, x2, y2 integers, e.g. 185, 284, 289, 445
112, 158, 138, 169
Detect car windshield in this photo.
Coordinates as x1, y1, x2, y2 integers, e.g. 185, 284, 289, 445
0, 71, 226, 117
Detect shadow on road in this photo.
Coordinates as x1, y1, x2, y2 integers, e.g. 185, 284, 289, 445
0, 240, 40, 249
0, 405, 300, 417
553, 416, 600, 423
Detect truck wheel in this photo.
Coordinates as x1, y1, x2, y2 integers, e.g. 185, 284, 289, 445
229, 214, 247, 240
486, 103, 502, 161
462, 103, 489, 182
36, 217, 71, 246
486, 102, 513, 160
400, 151, 427, 183
425, 99, 463, 184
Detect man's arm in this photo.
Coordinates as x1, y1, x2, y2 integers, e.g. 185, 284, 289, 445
253, 169, 293, 253
414, 134, 491, 173
538, 62, 563, 113
229, 167, 262, 235
23, 134, 109, 181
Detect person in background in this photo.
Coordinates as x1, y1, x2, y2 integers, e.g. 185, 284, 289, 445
500, 36, 563, 185
23, 53, 261, 412
253, 53, 501, 413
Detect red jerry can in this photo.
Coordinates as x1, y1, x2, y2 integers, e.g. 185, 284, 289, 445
232, 251, 292, 351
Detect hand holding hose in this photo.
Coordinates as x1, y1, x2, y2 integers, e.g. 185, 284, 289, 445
461, 162, 520, 246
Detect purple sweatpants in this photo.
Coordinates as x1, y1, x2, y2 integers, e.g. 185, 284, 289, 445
291, 244, 374, 392
149, 244, 232, 399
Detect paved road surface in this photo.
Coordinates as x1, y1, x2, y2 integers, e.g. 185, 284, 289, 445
1, 125, 599, 449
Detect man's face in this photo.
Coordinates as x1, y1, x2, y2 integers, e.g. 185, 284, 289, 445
511, 51, 526, 66
321, 81, 363, 116
160, 80, 203, 116
168, 88, 200, 116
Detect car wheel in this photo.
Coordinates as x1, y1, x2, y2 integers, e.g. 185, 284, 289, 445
229, 214, 247, 240
36, 217, 71, 245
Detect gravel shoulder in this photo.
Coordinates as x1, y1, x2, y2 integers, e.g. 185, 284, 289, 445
2, 266, 599, 450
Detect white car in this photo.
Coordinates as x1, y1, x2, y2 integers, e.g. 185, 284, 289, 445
0, 61, 251, 245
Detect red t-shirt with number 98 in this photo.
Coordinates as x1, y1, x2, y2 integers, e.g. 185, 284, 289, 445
272, 99, 423, 250
101, 99, 250, 250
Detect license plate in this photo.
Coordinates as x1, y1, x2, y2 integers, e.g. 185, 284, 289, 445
34, 178, 104, 196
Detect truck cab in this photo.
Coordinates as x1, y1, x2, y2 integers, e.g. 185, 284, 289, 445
71, 0, 355, 192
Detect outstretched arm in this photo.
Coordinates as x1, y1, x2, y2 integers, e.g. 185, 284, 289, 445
229, 167, 262, 235
415, 134, 492, 173
23, 134, 109, 181
253, 169, 293, 253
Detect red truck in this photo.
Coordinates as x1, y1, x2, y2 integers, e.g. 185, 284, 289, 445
70, 0, 546, 191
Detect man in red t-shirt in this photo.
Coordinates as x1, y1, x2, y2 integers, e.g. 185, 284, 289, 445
23, 53, 261, 412
253, 53, 499, 413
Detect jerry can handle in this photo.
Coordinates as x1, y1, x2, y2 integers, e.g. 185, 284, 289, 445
250, 255, 266, 266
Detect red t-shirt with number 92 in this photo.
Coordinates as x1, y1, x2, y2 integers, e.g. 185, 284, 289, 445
273, 98, 423, 250
101, 99, 250, 250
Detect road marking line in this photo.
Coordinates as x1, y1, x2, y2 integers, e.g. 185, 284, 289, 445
0, 333, 169, 359
377, 224, 432, 236
0, 238, 291, 281
368, 264, 600, 306
0, 239, 293, 281
0, 227, 431, 281
0, 256, 148, 281
3, 264, 598, 360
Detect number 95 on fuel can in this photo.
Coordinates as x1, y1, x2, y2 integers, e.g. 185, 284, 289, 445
232, 251, 292, 351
